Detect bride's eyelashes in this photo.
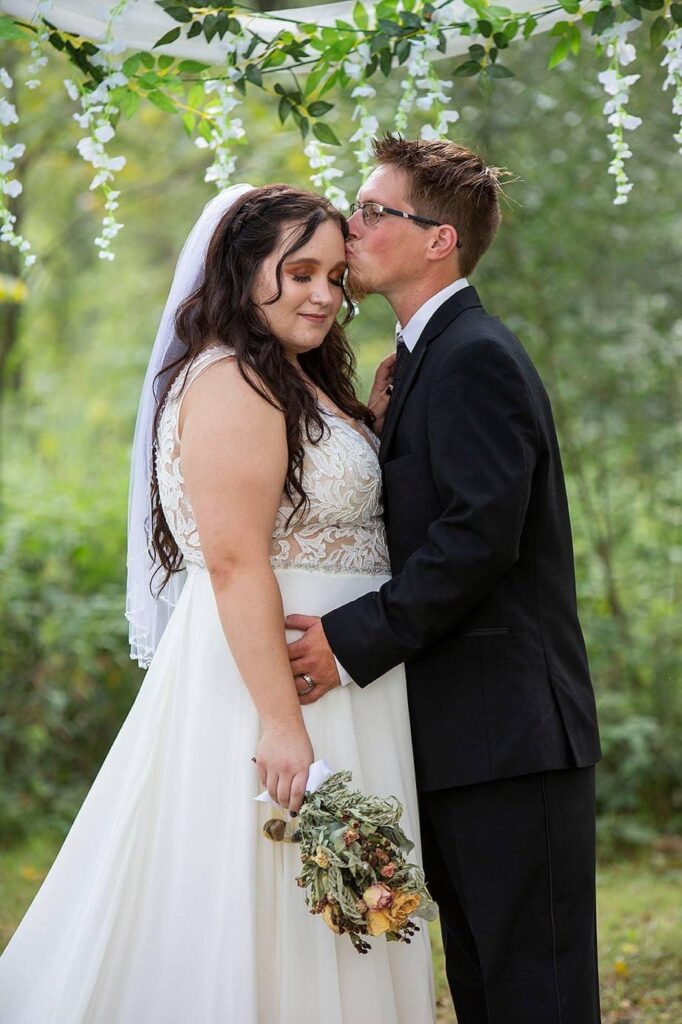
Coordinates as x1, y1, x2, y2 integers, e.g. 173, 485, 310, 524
291, 274, 345, 287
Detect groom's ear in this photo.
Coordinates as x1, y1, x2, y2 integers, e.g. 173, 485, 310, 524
425, 224, 460, 263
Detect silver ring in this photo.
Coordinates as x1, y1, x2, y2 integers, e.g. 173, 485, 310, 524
299, 673, 315, 695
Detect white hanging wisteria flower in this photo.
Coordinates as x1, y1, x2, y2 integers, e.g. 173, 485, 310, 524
345, 43, 380, 179
68, 30, 129, 259
304, 137, 348, 210
597, 20, 642, 205
25, 0, 54, 90
661, 27, 682, 155
395, 28, 460, 142
64, 0, 131, 259
195, 75, 245, 190
0, 68, 34, 268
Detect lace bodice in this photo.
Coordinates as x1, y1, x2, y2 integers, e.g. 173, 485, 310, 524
156, 347, 390, 576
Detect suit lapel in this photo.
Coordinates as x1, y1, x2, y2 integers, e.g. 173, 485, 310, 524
379, 286, 483, 465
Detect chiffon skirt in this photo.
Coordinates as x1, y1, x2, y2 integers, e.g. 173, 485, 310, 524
0, 566, 436, 1023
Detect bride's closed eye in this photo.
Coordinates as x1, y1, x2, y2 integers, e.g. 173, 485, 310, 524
292, 274, 345, 287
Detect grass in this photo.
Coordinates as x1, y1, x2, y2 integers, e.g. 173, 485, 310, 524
1, 835, 680, 1022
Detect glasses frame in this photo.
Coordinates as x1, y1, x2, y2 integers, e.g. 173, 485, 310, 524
349, 202, 463, 247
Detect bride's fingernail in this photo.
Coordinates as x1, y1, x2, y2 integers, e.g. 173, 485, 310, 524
386, 385, 393, 395
251, 757, 257, 763
290, 811, 298, 818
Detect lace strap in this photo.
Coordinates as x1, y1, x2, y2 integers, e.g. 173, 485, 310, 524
168, 344, 235, 403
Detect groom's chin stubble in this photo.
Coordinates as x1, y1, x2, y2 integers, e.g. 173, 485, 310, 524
346, 270, 371, 303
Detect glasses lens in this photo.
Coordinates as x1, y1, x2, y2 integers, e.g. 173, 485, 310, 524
363, 204, 381, 227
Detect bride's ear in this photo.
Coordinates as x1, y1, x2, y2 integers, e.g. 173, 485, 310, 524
425, 225, 459, 262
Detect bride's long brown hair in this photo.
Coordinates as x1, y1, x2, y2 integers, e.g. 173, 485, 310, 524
150, 184, 371, 592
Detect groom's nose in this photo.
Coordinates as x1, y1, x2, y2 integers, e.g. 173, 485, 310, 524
346, 210, 362, 237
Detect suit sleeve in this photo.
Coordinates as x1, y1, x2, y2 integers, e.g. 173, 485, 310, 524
321, 338, 539, 686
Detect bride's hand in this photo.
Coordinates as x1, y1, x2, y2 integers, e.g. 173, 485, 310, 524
368, 351, 396, 435
256, 714, 314, 813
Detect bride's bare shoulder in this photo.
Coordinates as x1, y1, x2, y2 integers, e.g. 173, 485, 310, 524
180, 349, 283, 437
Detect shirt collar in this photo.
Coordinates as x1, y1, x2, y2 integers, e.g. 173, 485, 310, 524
396, 278, 470, 352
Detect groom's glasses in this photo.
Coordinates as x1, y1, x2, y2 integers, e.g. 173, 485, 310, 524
349, 202, 463, 247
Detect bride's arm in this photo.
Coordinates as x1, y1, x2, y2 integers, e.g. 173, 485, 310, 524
180, 358, 313, 813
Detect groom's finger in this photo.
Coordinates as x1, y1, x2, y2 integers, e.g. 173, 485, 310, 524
285, 614, 318, 631
287, 638, 307, 660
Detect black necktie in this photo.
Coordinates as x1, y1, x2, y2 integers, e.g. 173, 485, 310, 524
394, 334, 410, 391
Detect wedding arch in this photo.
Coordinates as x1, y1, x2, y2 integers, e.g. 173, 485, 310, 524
1, 0, 680, 266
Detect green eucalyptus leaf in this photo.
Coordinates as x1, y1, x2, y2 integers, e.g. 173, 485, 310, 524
164, 5, 192, 23
139, 52, 155, 69
548, 36, 570, 68
308, 100, 334, 117
187, 20, 203, 38
197, 118, 212, 141
178, 60, 210, 73
523, 15, 538, 38
592, 5, 616, 35
147, 90, 177, 113
118, 90, 141, 119
244, 64, 263, 87
396, 38, 412, 63
139, 71, 161, 88
278, 96, 293, 123
203, 14, 219, 42
637, 0, 664, 9
621, 0, 643, 16
649, 14, 669, 46
304, 64, 327, 96
453, 60, 482, 77
672, 2, 682, 24
122, 55, 141, 76
353, 1, 369, 29
313, 122, 341, 146
0, 16, 28, 40
487, 63, 515, 77
187, 82, 205, 108
153, 27, 181, 48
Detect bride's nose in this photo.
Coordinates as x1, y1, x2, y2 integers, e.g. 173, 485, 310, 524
310, 282, 332, 307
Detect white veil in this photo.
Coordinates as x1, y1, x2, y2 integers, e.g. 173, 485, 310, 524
126, 182, 254, 668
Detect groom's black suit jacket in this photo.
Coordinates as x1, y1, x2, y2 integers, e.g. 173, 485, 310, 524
322, 286, 601, 791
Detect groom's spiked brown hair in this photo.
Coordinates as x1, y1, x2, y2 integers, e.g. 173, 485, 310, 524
372, 135, 507, 276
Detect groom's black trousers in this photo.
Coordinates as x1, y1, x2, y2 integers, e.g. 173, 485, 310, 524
418, 766, 600, 1024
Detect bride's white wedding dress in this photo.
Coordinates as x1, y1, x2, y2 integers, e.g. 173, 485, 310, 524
0, 346, 436, 1024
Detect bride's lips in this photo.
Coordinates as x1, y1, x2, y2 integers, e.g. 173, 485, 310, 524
299, 313, 328, 324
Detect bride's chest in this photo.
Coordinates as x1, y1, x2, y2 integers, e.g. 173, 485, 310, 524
282, 414, 383, 526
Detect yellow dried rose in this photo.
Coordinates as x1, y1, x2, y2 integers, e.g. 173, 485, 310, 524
320, 904, 341, 934
312, 846, 331, 868
366, 890, 422, 937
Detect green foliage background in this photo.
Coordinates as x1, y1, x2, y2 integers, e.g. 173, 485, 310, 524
0, 32, 679, 852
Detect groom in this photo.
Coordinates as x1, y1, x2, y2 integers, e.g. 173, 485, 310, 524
286, 135, 602, 1023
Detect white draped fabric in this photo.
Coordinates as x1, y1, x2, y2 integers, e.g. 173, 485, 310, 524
2, 0, 567, 62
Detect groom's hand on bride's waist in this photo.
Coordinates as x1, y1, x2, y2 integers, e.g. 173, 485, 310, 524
285, 615, 341, 704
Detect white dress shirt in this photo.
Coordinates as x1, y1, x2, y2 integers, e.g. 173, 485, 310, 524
397, 277, 470, 352
333, 277, 470, 688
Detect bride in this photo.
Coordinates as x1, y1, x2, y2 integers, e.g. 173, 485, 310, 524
0, 183, 436, 1023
